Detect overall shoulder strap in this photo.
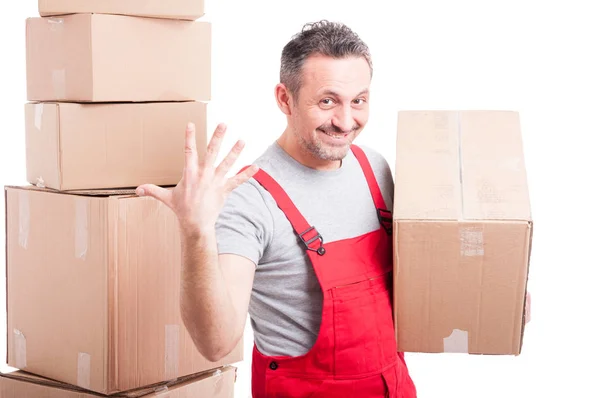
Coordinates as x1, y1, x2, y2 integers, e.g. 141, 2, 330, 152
350, 145, 393, 235
237, 166, 326, 255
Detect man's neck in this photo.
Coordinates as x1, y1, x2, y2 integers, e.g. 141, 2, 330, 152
276, 132, 342, 172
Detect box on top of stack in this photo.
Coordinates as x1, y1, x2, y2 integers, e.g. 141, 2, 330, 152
0, 365, 235, 398
38, 0, 206, 20
392, 110, 532, 356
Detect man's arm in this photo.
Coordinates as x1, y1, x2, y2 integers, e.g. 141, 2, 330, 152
180, 231, 255, 361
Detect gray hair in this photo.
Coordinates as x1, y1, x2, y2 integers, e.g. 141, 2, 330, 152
280, 20, 373, 99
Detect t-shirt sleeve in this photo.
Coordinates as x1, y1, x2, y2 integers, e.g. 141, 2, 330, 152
215, 181, 273, 267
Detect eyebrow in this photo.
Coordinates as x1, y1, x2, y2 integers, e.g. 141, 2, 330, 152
321, 88, 370, 98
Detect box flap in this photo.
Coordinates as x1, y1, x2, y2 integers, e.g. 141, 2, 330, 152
394, 110, 531, 222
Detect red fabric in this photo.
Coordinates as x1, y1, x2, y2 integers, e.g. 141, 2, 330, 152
246, 145, 417, 397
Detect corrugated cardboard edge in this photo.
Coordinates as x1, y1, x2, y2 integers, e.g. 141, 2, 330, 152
3, 184, 143, 198
57, 102, 63, 189
107, 196, 119, 394
517, 220, 534, 355
4, 187, 9, 366
2, 187, 29, 368
37, 0, 206, 20
0, 365, 235, 397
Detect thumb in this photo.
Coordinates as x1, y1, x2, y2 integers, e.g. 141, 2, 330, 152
136, 184, 172, 206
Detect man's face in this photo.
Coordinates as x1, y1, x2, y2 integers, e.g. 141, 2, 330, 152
289, 54, 371, 162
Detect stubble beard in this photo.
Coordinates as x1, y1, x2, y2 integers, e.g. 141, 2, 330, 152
295, 126, 356, 162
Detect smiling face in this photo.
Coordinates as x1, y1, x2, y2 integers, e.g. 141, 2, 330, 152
276, 54, 372, 170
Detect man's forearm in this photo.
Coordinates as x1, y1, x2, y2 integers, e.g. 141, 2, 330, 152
179, 228, 238, 362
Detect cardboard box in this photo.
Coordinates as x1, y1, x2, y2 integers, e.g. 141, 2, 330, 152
38, 0, 205, 21
26, 14, 211, 102
0, 366, 235, 397
25, 101, 207, 191
5, 187, 243, 394
393, 110, 532, 355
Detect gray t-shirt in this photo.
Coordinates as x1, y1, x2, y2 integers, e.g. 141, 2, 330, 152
215, 141, 394, 356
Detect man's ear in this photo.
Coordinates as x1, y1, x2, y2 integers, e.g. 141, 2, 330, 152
275, 83, 293, 116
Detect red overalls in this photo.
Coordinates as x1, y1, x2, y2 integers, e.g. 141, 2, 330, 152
247, 145, 417, 398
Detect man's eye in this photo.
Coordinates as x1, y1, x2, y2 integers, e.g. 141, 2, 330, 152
321, 98, 334, 105
353, 98, 365, 105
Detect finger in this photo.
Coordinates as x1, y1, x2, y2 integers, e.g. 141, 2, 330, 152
202, 123, 227, 168
225, 164, 259, 193
136, 184, 173, 207
215, 139, 245, 178
183, 122, 199, 176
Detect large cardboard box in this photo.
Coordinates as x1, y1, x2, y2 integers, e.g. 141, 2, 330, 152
25, 101, 207, 191
26, 14, 211, 102
0, 366, 235, 397
5, 187, 243, 394
393, 110, 532, 355
38, 0, 205, 21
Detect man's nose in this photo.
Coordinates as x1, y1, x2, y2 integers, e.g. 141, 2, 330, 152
332, 105, 355, 133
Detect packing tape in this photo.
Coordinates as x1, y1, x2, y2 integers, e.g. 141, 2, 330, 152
164, 325, 180, 380
77, 352, 91, 389
119, 201, 127, 221
456, 111, 465, 221
48, 17, 64, 30
75, 198, 88, 260
154, 386, 170, 397
525, 291, 531, 324
36, 177, 46, 188
460, 227, 484, 256
213, 368, 223, 394
18, 190, 30, 250
443, 328, 469, 353
52, 69, 66, 99
13, 329, 27, 369
34, 103, 44, 131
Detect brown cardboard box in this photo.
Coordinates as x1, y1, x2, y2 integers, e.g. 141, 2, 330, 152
25, 101, 207, 191
26, 14, 211, 102
38, 0, 205, 21
393, 110, 532, 355
0, 366, 235, 397
5, 186, 244, 394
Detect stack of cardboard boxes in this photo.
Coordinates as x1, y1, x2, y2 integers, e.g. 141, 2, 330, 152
1, 1, 242, 396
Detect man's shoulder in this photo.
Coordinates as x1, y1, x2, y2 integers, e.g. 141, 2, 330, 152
352, 144, 391, 172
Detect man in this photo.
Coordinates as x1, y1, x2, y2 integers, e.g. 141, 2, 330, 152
136, 21, 417, 397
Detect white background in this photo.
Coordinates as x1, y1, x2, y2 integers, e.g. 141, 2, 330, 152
1, 0, 599, 397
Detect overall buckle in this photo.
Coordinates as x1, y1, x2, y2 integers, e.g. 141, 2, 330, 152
377, 209, 393, 236
299, 226, 326, 256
